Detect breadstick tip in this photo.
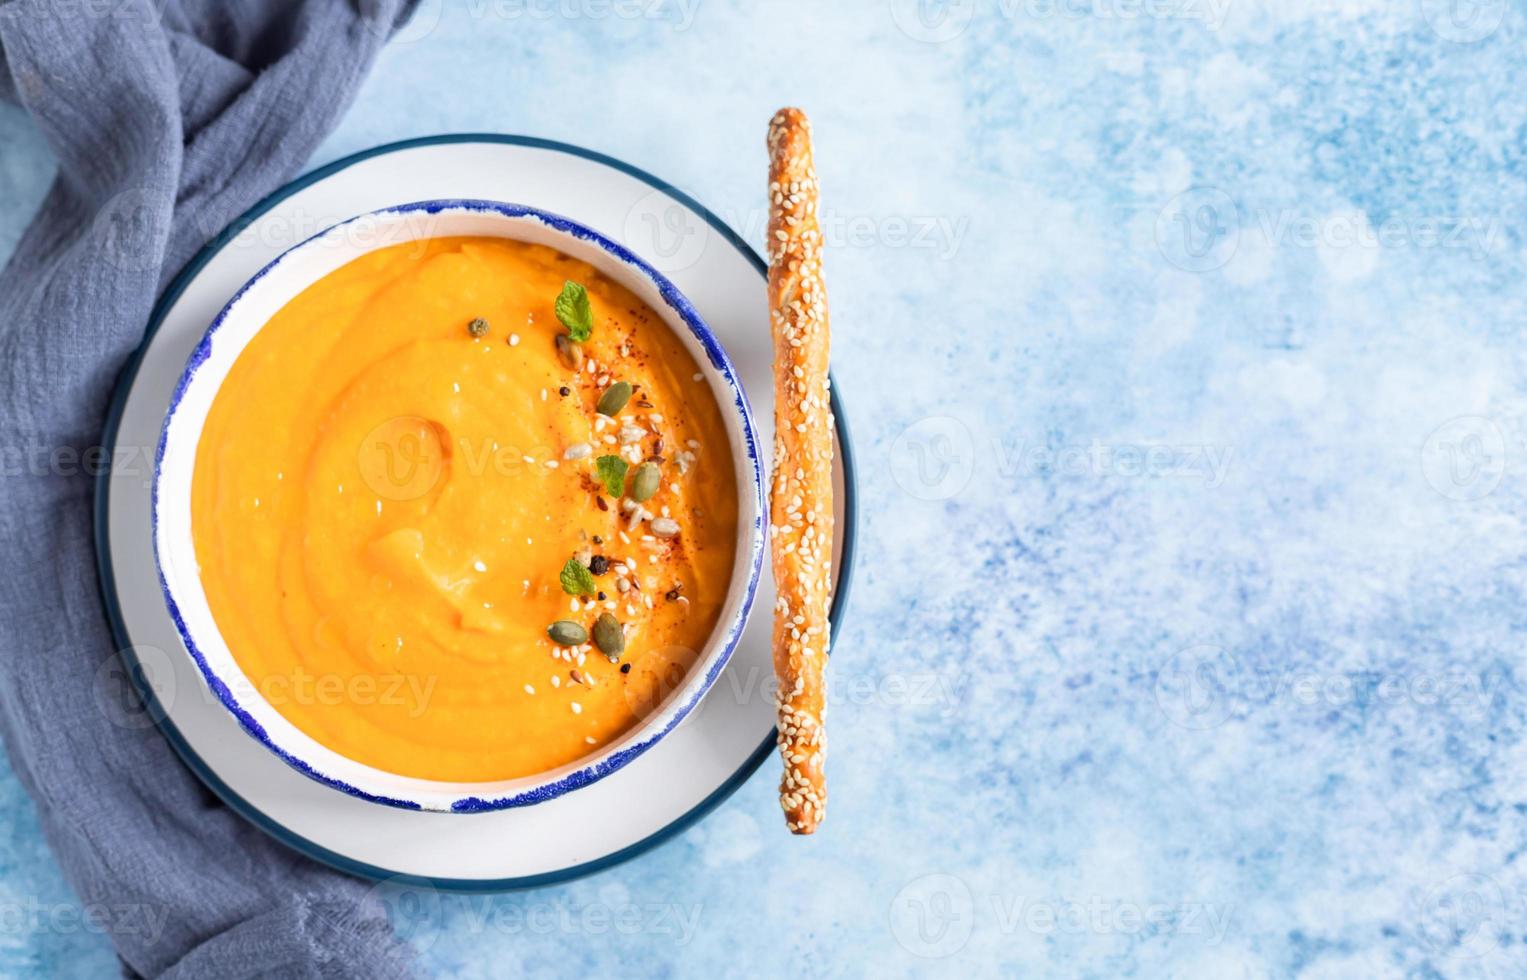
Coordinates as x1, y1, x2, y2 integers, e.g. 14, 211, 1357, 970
768, 107, 813, 151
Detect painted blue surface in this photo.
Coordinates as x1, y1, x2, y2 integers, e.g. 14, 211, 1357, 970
3, 2, 1527, 976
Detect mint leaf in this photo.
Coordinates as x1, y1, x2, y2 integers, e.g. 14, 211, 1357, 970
594, 455, 628, 497
559, 557, 597, 597
555, 280, 594, 342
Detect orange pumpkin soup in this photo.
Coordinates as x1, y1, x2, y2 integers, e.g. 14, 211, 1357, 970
191, 236, 739, 781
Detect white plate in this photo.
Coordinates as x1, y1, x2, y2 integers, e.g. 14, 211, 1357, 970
95, 135, 856, 887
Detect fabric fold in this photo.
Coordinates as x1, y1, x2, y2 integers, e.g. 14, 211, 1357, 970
0, 1, 423, 976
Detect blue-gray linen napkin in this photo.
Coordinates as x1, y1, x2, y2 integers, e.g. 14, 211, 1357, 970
0, 1, 424, 976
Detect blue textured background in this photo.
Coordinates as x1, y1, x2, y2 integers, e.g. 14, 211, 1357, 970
3, 1, 1527, 976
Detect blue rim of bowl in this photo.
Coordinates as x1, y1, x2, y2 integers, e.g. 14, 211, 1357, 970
152, 199, 767, 812
94, 134, 857, 888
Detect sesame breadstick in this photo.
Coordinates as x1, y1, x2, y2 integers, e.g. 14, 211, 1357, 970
766, 107, 834, 835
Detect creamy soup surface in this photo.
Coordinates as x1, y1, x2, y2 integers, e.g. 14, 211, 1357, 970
192, 236, 739, 781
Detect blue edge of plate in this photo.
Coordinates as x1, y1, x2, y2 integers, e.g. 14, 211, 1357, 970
90, 133, 859, 893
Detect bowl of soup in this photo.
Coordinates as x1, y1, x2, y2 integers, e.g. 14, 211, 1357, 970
153, 201, 765, 811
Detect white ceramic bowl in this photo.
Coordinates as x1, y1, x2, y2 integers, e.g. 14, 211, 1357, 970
153, 200, 766, 812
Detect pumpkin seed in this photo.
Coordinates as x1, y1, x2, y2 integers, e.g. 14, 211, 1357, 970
592, 613, 624, 658
596, 381, 633, 417
547, 620, 588, 646
555, 334, 582, 369
630, 462, 661, 502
